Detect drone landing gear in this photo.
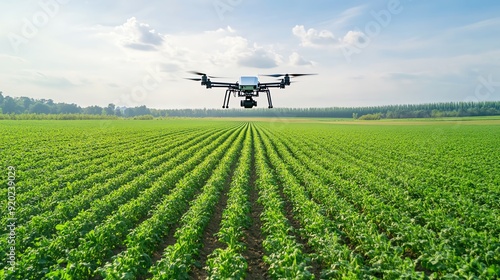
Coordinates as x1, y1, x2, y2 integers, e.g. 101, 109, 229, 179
265, 89, 273, 109
222, 88, 273, 109
222, 89, 233, 108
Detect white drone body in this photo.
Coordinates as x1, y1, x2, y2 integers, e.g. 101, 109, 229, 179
186, 72, 315, 108
238, 76, 259, 91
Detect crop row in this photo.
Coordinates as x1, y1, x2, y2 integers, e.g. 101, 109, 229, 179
4, 124, 244, 278
251, 126, 314, 279
204, 125, 253, 279
257, 123, 499, 278
149, 125, 247, 279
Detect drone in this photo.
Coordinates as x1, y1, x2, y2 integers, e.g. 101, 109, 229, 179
186, 71, 316, 108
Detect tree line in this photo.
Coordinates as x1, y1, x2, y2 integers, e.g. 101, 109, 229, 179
0, 92, 155, 118
1, 92, 500, 119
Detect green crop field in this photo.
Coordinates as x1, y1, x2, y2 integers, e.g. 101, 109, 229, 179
1, 119, 499, 279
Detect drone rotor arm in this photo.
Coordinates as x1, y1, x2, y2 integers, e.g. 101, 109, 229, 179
259, 82, 284, 88
209, 82, 239, 88
260, 73, 317, 78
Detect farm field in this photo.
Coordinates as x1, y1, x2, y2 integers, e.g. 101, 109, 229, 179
1, 118, 499, 279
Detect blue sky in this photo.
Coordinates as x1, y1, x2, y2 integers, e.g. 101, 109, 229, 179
1, 0, 499, 109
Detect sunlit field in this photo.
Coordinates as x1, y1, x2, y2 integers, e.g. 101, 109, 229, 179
1, 118, 499, 279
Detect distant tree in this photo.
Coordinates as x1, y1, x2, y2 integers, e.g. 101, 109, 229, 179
18, 96, 34, 112
29, 103, 51, 114
124, 107, 135, 117
105, 103, 116, 115
115, 108, 123, 117
124, 105, 150, 117
1, 91, 500, 119
57, 103, 81, 114
84, 105, 104, 115
150, 108, 168, 117
2, 96, 22, 114
467, 107, 479, 116
135, 105, 151, 116
431, 109, 443, 118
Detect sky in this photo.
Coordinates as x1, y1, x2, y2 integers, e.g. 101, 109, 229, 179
1, 0, 500, 109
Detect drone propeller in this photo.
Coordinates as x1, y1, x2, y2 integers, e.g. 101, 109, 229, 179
289, 73, 316, 77
188, 71, 223, 79
188, 71, 206, 76
185, 78, 203, 81
262, 73, 317, 78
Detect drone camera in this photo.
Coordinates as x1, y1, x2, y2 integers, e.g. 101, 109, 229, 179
241, 98, 257, 108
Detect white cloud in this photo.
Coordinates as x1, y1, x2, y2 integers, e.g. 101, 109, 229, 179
160, 62, 181, 73
289, 52, 313, 66
114, 17, 165, 51
13, 70, 76, 88
292, 25, 368, 50
238, 47, 279, 68
342, 30, 367, 46
292, 25, 339, 47
192, 28, 282, 69
207, 26, 237, 34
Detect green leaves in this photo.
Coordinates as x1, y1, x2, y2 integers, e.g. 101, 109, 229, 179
205, 126, 252, 279
1, 120, 498, 279
149, 125, 246, 279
